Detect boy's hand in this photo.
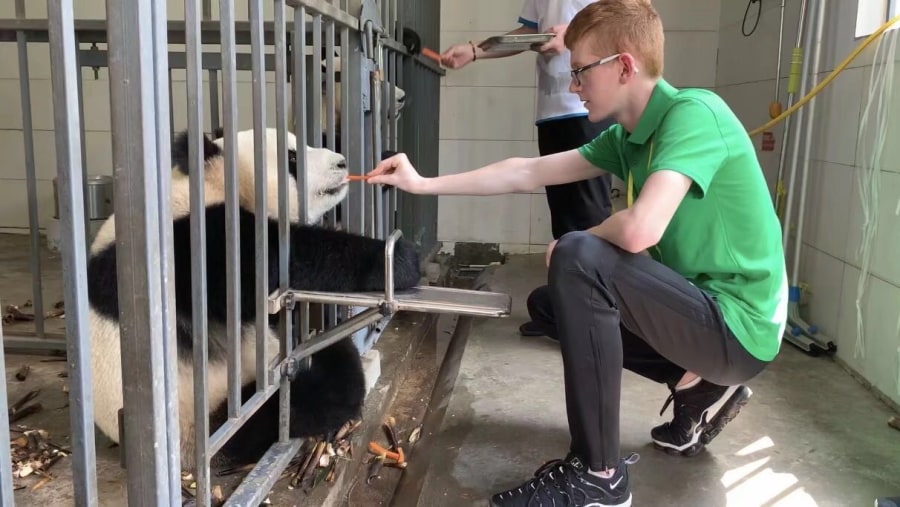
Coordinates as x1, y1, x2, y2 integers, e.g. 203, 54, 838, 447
538, 24, 568, 56
365, 152, 426, 194
440, 43, 475, 69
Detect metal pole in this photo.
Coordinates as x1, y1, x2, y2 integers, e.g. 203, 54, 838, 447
274, 0, 294, 444
105, 0, 180, 501
185, 0, 211, 503
16, 0, 44, 340
250, 0, 270, 392
0, 312, 15, 506
219, 0, 243, 422
46, 0, 99, 503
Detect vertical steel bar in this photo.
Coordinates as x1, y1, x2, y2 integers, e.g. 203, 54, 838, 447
152, 0, 182, 499
344, 26, 365, 235
311, 15, 323, 148
185, 0, 211, 504
168, 69, 176, 143
105, 0, 180, 501
250, 0, 270, 391
389, 50, 398, 230
209, 70, 220, 133
324, 18, 338, 327
16, 0, 44, 340
219, 0, 242, 421
325, 20, 336, 153
274, 0, 293, 444
151, 2, 181, 505
0, 311, 15, 505
293, 5, 311, 361
74, 35, 90, 256
310, 14, 327, 330
46, 0, 99, 503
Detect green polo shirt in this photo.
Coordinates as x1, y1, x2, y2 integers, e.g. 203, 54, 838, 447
578, 78, 788, 362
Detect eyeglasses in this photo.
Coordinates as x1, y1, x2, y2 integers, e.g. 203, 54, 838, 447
570, 53, 621, 87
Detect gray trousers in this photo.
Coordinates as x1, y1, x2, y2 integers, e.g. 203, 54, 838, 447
526, 232, 769, 470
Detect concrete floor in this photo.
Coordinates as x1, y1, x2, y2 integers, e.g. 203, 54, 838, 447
414, 253, 900, 507
4, 233, 900, 506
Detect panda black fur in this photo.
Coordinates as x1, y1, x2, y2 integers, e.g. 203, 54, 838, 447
87, 127, 421, 470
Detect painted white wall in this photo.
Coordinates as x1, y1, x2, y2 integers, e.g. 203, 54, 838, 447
436, 0, 721, 254
716, 0, 900, 407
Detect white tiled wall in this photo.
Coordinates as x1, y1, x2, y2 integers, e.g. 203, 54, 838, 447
716, 0, 900, 406
436, 0, 721, 253
0, 0, 285, 233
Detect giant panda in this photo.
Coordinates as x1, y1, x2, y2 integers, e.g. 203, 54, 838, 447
87, 127, 421, 470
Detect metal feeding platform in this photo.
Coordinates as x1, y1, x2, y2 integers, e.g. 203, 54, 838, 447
266, 229, 511, 374
268, 229, 511, 319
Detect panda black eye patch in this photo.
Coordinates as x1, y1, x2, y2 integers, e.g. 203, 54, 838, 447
287, 149, 297, 178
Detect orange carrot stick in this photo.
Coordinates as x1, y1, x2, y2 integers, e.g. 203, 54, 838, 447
346, 174, 370, 181
368, 441, 401, 462
420, 47, 442, 64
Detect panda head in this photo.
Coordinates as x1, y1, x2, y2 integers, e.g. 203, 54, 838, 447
173, 128, 349, 224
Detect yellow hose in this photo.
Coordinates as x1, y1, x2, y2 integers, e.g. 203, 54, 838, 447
748, 13, 900, 138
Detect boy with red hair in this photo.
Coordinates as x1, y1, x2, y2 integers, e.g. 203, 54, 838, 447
369, 1, 787, 505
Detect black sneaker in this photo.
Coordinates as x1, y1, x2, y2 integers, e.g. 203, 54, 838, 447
518, 321, 546, 337
489, 453, 639, 507
651, 380, 752, 456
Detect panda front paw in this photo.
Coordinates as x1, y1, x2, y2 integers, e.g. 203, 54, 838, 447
392, 238, 421, 290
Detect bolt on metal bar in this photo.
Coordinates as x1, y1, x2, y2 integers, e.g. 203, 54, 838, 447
46, 0, 99, 503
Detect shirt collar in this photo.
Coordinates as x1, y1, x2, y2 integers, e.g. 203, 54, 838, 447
626, 78, 679, 145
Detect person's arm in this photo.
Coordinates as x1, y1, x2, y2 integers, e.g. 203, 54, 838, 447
440, 25, 538, 69
586, 170, 693, 253
365, 149, 604, 196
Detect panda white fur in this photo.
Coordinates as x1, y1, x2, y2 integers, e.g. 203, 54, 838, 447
87, 127, 420, 470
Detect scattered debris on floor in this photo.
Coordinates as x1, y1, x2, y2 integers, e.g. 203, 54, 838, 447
365, 416, 411, 485
287, 418, 362, 492
7, 389, 43, 424
8, 427, 70, 492
2, 300, 65, 325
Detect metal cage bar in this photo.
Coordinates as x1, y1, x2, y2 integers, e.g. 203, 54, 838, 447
105, 0, 181, 502
1, 0, 448, 503
46, 0, 100, 504
273, 0, 294, 445
185, 0, 212, 503
0, 314, 14, 506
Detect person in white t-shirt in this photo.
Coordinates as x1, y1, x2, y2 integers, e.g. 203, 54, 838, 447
441, 0, 615, 338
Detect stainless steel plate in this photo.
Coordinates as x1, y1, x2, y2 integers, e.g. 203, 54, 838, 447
478, 33, 555, 52
283, 286, 512, 318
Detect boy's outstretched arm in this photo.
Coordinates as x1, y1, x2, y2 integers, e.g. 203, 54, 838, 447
366, 149, 606, 196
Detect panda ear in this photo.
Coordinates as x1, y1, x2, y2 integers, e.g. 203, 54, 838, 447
212, 127, 225, 140
171, 129, 222, 176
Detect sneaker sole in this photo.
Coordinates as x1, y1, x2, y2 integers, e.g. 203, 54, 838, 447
652, 385, 753, 457
489, 493, 632, 507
